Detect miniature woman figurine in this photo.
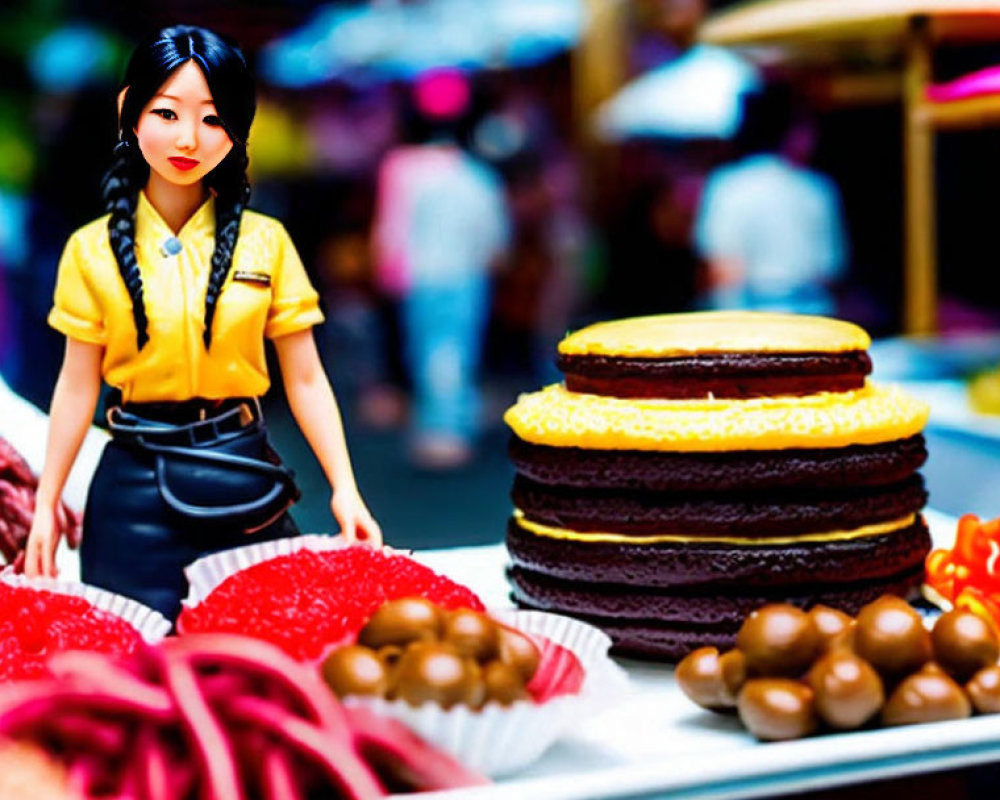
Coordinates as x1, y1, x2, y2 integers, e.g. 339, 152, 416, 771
25, 25, 381, 620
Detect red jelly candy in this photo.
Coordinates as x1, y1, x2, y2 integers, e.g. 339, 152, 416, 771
0, 584, 143, 681
177, 546, 485, 662
526, 637, 585, 703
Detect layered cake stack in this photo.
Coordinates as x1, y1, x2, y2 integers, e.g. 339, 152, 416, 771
504, 312, 932, 661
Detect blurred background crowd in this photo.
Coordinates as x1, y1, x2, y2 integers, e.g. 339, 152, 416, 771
4, 0, 1000, 545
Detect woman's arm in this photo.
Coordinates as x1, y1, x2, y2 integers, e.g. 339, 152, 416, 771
273, 329, 382, 546
25, 338, 103, 577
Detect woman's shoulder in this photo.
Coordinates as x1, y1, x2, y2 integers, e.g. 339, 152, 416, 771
65, 214, 113, 252
238, 209, 295, 254
240, 208, 290, 237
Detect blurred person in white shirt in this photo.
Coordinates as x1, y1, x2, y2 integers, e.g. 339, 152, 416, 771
694, 84, 847, 316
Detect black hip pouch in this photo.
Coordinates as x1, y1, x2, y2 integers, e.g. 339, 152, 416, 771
107, 401, 300, 533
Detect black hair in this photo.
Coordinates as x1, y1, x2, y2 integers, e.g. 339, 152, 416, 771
735, 82, 795, 157
102, 25, 256, 350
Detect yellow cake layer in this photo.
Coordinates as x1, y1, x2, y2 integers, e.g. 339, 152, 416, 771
504, 382, 928, 451
558, 311, 870, 358
513, 510, 919, 546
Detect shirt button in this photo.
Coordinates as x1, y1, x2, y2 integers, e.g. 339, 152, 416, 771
160, 237, 183, 257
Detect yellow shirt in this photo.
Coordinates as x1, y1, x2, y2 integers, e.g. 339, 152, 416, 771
48, 192, 324, 403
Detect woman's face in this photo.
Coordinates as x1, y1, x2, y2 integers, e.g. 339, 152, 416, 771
134, 60, 234, 188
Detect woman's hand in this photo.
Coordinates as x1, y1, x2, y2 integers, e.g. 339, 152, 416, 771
275, 331, 383, 548
331, 487, 382, 547
24, 337, 102, 578
24, 504, 62, 578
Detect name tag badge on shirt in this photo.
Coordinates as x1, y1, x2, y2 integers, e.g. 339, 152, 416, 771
233, 270, 271, 287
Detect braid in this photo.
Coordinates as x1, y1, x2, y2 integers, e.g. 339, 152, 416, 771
102, 140, 150, 350
203, 148, 251, 349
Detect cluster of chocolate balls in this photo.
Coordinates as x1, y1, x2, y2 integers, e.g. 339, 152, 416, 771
676, 596, 1000, 740
321, 598, 541, 710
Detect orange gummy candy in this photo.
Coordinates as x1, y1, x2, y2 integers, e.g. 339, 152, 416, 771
926, 514, 1000, 629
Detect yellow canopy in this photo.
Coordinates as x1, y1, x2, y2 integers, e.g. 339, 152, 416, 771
702, 0, 1000, 52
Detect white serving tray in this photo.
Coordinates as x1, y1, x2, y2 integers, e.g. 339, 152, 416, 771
408, 509, 1000, 799
898, 379, 1000, 442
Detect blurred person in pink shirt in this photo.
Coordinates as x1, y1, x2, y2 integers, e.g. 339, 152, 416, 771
372, 70, 510, 469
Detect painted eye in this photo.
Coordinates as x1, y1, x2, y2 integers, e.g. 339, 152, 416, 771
151, 108, 177, 120
203, 115, 223, 127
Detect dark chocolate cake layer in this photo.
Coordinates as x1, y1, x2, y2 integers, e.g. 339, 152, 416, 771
512, 474, 927, 537
512, 567, 924, 662
509, 435, 927, 492
507, 564, 927, 628
557, 350, 872, 399
505, 515, 932, 588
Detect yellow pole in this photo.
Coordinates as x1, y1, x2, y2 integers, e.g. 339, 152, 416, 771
573, 0, 628, 137
572, 0, 629, 218
902, 15, 937, 334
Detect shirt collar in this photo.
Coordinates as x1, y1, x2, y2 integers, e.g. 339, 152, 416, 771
136, 190, 216, 244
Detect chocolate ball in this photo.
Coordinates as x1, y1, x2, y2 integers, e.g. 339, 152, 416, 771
497, 626, 541, 682
737, 678, 818, 741
931, 609, 1000, 683
321, 645, 389, 698
854, 596, 931, 679
719, 648, 748, 699
676, 647, 738, 710
966, 665, 1000, 714
825, 626, 857, 654
442, 609, 499, 662
806, 650, 884, 729
359, 597, 442, 649
882, 664, 972, 726
392, 642, 484, 709
483, 660, 529, 706
809, 605, 856, 652
736, 604, 821, 677
376, 644, 404, 669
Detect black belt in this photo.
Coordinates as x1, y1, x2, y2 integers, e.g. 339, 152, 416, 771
104, 396, 298, 533
107, 398, 263, 448
105, 391, 260, 421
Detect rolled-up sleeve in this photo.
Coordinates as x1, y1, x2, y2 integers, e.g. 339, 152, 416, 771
47, 233, 107, 345
264, 223, 325, 339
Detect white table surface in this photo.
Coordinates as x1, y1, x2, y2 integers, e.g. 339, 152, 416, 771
43, 509, 989, 799
7, 379, 999, 798
1, 376, 107, 581
0, 375, 108, 515
899, 379, 1000, 442
406, 509, 1000, 800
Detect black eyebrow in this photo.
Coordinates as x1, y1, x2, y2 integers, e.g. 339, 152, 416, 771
154, 93, 216, 105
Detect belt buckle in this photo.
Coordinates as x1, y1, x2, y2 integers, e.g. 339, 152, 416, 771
238, 402, 255, 428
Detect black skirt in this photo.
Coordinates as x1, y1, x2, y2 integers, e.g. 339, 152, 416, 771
81, 399, 299, 622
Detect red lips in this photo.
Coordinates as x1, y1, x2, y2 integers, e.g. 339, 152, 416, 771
168, 156, 200, 171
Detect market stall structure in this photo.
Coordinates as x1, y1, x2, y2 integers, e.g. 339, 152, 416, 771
700, 0, 1000, 335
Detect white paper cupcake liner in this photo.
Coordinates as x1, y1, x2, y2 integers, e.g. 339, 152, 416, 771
181, 534, 351, 608
345, 609, 630, 777
0, 571, 171, 643
181, 540, 629, 775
